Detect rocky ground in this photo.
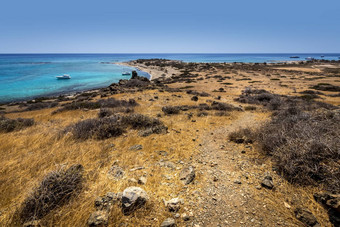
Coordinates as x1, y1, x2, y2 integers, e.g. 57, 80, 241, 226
0, 60, 339, 226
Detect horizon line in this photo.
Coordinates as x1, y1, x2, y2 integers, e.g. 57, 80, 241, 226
1, 52, 340, 55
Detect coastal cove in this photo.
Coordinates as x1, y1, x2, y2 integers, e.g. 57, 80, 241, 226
1, 53, 339, 103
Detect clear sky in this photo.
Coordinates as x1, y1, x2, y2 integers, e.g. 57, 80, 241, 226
0, 0, 339, 53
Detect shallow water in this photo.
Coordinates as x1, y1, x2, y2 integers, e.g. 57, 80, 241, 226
0, 53, 339, 102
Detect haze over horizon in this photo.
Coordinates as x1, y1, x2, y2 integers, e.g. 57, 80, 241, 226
1, 0, 340, 53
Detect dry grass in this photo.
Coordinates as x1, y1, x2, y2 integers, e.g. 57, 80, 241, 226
0, 90, 228, 226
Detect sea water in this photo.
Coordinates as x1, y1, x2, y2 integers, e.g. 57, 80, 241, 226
0, 53, 339, 103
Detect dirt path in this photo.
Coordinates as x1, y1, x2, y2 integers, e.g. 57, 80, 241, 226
188, 111, 302, 226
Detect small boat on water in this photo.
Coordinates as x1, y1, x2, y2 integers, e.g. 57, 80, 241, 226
122, 72, 131, 76
290, 56, 300, 58
305, 57, 314, 61
56, 74, 71, 79
321, 55, 325, 58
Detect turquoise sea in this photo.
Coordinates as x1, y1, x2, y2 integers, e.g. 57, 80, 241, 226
0, 53, 339, 103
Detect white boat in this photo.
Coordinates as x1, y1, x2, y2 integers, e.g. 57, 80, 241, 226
56, 74, 71, 79
305, 57, 314, 61
122, 71, 131, 76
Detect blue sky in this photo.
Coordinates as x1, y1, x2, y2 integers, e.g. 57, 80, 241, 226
0, 0, 339, 53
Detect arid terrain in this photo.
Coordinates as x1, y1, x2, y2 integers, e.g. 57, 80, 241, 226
0, 59, 339, 226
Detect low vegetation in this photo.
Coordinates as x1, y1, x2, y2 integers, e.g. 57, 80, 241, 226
65, 113, 167, 140
232, 88, 340, 192
53, 98, 138, 114
311, 83, 340, 92
0, 116, 34, 132
17, 164, 84, 224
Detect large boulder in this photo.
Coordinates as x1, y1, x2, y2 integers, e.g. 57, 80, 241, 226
179, 166, 195, 185
121, 187, 149, 215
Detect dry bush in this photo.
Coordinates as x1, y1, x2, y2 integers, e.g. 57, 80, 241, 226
211, 101, 240, 111
98, 108, 113, 118
67, 114, 166, 140
53, 98, 137, 114
121, 114, 164, 130
124, 79, 150, 87
257, 108, 340, 192
0, 116, 34, 133
25, 102, 59, 111
69, 116, 125, 140
18, 164, 84, 223
235, 88, 282, 110
231, 93, 340, 192
311, 83, 340, 92
162, 106, 181, 115
228, 128, 254, 144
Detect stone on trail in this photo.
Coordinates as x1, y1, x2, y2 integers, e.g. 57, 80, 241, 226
179, 166, 195, 185
261, 175, 274, 189
165, 198, 182, 212
87, 210, 109, 226
160, 217, 176, 227
121, 187, 149, 215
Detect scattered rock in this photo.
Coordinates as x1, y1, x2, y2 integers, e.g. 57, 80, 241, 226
121, 187, 149, 215
23, 220, 40, 227
129, 145, 143, 151
234, 138, 244, 144
95, 192, 120, 211
179, 166, 195, 185
107, 165, 124, 180
261, 175, 274, 189
234, 180, 242, 184
191, 96, 198, 101
155, 150, 168, 156
128, 178, 138, 183
129, 166, 145, 172
159, 161, 176, 170
284, 202, 291, 209
138, 176, 147, 185
294, 208, 320, 227
165, 198, 182, 212
87, 210, 109, 226
181, 213, 190, 221
160, 218, 176, 227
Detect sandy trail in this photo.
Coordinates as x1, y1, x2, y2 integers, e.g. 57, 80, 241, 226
189, 111, 303, 226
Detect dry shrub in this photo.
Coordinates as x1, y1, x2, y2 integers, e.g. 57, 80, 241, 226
121, 114, 164, 130
256, 108, 340, 191
18, 164, 84, 223
67, 114, 166, 140
0, 116, 34, 133
25, 102, 58, 111
70, 116, 125, 140
53, 98, 137, 114
228, 128, 254, 144
211, 101, 239, 111
162, 106, 181, 115
98, 108, 113, 118
235, 88, 282, 110
311, 83, 340, 92
230, 94, 340, 192
162, 102, 239, 115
